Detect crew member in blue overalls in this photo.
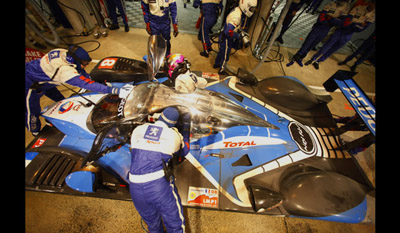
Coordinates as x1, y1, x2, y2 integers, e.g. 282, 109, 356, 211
275, 0, 309, 44
25, 46, 133, 136
193, 0, 223, 58
141, 0, 179, 56
106, 0, 130, 32
305, 0, 375, 70
286, 0, 350, 67
338, 30, 375, 72
213, 0, 257, 74
129, 107, 190, 233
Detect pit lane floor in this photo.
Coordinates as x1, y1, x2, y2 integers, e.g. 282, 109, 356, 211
25, 27, 375, 232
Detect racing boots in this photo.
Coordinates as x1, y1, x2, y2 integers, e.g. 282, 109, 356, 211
109, 24, 120, 30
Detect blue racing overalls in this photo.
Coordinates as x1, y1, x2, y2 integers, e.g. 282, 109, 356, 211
141, 0, 178, 56
106, 0, 129, 27
214, 6, 245, 70
129, 119, 190, 233
310, 4, 375, 64
194, 0, 223, 55
294, 1, 350, 61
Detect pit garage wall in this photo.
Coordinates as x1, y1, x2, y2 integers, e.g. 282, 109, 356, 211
248, 0, 276, 52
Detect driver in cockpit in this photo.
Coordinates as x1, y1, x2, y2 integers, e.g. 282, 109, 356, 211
166, 53, 207, 93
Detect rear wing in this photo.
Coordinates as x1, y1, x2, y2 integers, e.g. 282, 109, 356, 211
323, 70, 375, 136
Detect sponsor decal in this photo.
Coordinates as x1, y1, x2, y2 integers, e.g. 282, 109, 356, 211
202, 136, 285, 150
48, 50, 60, 61
187, 186, 218, 208
144, 125, 163, 141
98, 58, 118, 69
58, 101, 74, 114
341, 86, 375, 135
73, 104, 81, 112
46, 101, 62, 116
288, 122, 315, 155
223, 141, 256, 147
201, 72, 219, 80
31, 138, 47, 148
117, 98, 126, 118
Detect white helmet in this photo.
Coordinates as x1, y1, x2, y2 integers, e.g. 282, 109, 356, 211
239, 0, 257, 17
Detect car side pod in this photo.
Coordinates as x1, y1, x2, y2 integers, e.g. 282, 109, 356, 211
279, 170, 367, 221
247, 184, 283, 212
65, 171, 96, 193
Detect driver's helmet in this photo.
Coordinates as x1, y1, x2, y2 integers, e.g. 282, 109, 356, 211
167, 53, 191, 80
239, 0, 257, 17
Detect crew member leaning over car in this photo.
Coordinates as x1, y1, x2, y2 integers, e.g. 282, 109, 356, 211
25, 45, 133, 136
129, 107, 190, 233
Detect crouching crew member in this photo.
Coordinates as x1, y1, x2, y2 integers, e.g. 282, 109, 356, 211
214, 0, 257, 74
129, 107, 190, 233
25, 45, 133, 135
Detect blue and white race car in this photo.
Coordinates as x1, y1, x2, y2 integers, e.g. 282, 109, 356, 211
25, 37, 375, 224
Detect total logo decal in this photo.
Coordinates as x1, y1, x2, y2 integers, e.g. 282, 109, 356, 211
202, 136, 286, 150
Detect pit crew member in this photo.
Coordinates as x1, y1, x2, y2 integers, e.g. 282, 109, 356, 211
213, 0, 257, 74
305, 0, 375, 70
106, 0, 130, 32
167, 53, 207, 93
338, 30, 375, 72
25, 45, 133, 136
193, 0, 223, 57
129, 107, 190, 233
141, 0, 179, 56
286, 0, 351, 67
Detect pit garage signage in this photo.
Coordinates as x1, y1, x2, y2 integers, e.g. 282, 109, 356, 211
187, 186, 218, 208
25, 47, 45, 62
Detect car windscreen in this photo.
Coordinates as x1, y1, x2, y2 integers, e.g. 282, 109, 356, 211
89, 95, 122, 133
122, 83, 278, 139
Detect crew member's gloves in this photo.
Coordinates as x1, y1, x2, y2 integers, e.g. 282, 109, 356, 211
118, 84, 134, 99
173, 24, 179, 37
146, 22, 151, 35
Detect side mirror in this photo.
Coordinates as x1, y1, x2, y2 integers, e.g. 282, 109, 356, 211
237, 68, 258, 86
147, 35, 167, 81
248, 184, 283, 212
